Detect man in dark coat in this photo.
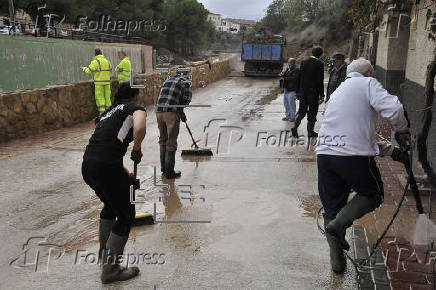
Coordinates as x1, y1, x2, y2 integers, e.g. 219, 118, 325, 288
291, 46, 325, 138
326, 52, 347, 103
280, 58, 300, 121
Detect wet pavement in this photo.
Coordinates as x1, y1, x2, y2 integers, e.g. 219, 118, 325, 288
0, 68, 359, 289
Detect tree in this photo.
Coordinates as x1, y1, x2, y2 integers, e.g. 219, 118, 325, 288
164, 0, 212, 55
278, 0, 353, 40
347, 0, 377, 30
261, 0, 288, 33
7, 0, 219, 54
285, 0, 304, 30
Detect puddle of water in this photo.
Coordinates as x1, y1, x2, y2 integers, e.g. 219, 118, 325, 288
28, 180, 82, 197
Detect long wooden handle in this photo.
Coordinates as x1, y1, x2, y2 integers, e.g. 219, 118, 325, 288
185, 122, 199, 149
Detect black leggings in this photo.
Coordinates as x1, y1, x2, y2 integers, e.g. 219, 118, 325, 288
82, 160, 135, 236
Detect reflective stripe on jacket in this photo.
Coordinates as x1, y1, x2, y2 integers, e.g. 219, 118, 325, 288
84, 54, 112, 85
115, 57, 131, 83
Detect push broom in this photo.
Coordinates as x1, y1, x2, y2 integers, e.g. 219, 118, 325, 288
181, 120, 213, 156
131, 161, 154, 226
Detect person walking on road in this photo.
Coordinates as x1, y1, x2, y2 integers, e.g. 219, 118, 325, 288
115, 50, 131, 83
292, 46, 325, 138
81, 81, 146, 284
83, 48, 113, 115
280, 58, 300, 122
316, 58, 410, 274
156, 70, 192, 179
326, 52, 347, 103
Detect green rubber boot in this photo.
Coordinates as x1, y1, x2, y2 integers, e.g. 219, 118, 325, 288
101, 233, 140, 284
98, 218, 115, 264
324, 219, 346, 274
326, 194, 377, 250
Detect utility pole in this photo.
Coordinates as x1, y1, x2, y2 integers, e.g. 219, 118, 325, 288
8, 0, 15, 35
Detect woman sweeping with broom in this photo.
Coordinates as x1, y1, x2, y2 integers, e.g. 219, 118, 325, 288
82, 81, 146, 284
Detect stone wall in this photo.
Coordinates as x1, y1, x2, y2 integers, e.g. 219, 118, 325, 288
374, 10, 410, 96
0, 55, 237, 142
358, 0, 436, 186
401, 0, 436, 185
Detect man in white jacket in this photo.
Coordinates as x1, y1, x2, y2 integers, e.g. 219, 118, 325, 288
316, 58, 411, 274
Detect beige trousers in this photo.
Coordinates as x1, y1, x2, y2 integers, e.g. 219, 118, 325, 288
156, 112, 180, 151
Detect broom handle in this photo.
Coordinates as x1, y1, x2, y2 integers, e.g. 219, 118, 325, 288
184, 121, 199, 149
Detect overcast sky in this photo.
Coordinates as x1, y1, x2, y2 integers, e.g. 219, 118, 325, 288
197, 0, 272, 21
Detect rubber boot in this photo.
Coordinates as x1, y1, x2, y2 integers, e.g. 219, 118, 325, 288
326, 194, 377, 250
291, 115, 302, 138
307, 121, 318, 138
324, 219, 346, 274
101, 233, 140, 284
160, 145, 166, 174
164, 151, 181, 179
98, 218, 115, 264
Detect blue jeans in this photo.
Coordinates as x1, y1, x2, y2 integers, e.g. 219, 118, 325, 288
283, 90, 296, 120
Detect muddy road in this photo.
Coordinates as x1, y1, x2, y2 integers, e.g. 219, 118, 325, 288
0, 70, 358, 289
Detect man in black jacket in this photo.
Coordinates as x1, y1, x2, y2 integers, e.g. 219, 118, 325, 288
280, 58, 300, 121
326, 52, 347, 103
292, 47, 325, 138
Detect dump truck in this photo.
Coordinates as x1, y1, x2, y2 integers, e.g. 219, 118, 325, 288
241, 29, 286, 77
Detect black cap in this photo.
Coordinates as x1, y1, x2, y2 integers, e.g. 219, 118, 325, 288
331, 52, 345, 61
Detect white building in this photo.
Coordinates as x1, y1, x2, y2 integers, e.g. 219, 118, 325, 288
207, 13, 222, 28
208, 12, 241, 34
221, 19, 240, 34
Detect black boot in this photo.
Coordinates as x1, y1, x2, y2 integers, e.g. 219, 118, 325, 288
101, 233, 140, 284
98, 218, 115, 264
326, 195, 377, 250
307, 121, 318, 138
164, 151, 181, 179
291, 115, 302, 138
324, 219, 346, 274
160, 145, 166, 174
